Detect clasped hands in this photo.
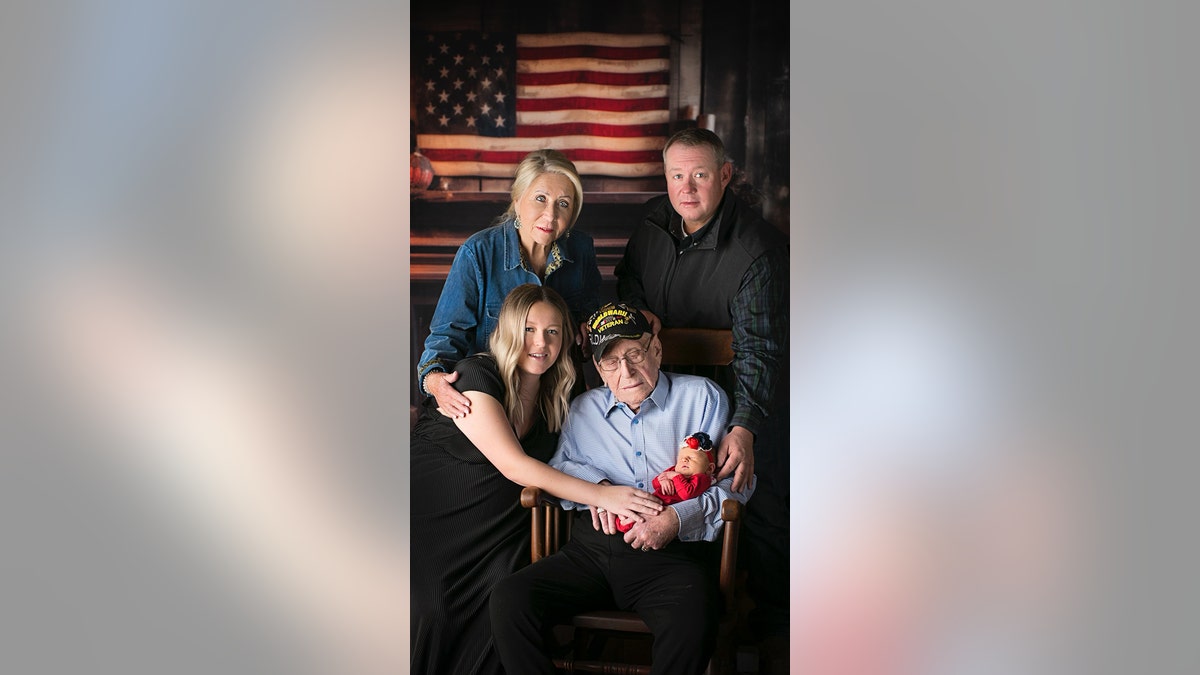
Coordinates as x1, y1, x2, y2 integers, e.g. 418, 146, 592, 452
589, 483, 678, 552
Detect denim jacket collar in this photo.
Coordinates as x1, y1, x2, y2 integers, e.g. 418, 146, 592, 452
502, 220, 574, 276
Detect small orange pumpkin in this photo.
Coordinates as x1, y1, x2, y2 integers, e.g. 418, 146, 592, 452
410, 150, 434, 190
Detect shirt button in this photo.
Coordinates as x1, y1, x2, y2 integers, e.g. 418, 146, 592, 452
631, 419, 639, 425
635, 451, 642, 457
637, 482, 644, 488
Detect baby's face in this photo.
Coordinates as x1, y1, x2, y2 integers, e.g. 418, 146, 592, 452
675, 446, 712, 476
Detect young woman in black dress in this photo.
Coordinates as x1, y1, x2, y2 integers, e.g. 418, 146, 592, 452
410, 284, 663, 674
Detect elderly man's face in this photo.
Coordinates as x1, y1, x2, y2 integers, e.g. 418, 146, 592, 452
596, 335, 661, 411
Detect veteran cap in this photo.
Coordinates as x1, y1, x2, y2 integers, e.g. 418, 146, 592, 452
586, 302, 652, 360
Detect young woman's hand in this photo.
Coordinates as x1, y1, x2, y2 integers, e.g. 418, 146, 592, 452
598, 484, 662, 523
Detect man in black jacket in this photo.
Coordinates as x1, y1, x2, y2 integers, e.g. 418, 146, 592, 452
615, 128, 790, 641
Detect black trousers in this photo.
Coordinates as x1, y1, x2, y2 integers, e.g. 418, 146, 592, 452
742, 410, 791, 637
490, 512, 720, 675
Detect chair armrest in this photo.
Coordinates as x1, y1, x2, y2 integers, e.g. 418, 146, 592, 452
522, 486, 570, 561
521, 485, 544, 509
721, 498, 743, 523
718, 499, 743, 614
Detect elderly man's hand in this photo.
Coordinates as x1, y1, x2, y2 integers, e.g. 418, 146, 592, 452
589, 505, 619, 534
716, 425, 755, 493
623, 507, 679, 551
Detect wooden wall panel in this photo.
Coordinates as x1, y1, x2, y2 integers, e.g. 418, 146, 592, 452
413, 0, 688, 34
700, 0, 790, 235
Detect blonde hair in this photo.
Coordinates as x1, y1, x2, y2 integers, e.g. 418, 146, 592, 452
488, 284, 576, 432
498, 149, 584, 229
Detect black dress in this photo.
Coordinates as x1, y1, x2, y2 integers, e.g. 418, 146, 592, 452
410, 355, 558, 675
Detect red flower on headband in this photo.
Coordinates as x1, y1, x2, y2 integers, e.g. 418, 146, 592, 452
683, 434, 715, 468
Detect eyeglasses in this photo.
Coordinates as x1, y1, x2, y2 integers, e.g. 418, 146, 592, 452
597, 339, 651, 372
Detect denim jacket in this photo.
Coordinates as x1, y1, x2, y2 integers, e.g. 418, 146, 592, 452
417, 220, 602, 394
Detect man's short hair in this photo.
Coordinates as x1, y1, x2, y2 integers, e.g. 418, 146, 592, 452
662, 127, 727, 167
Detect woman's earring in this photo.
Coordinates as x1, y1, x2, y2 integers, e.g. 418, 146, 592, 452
514, 215, 522, 229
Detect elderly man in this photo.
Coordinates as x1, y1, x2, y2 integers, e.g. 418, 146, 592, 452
615, 127, 790, 640
490, 302, 754, 675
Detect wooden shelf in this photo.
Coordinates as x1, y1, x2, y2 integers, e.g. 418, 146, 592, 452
582, 192, 657, 204
410, 191, 507, 202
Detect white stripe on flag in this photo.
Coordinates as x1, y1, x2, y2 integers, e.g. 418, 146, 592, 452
515, 83, 669, 100
575, 161, 664, 176
516, 109, 669, 125
428, 160, 664, 178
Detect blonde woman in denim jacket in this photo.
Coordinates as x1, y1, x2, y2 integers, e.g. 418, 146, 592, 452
418, 149, 601, 417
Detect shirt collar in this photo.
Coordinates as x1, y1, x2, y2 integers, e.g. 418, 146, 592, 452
503, 220, 573, 274
671, 192, 727, 251
602, 370, 671, 417
544, 239, 571, 275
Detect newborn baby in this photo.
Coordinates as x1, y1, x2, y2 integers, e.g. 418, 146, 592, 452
617, 432, 715, 532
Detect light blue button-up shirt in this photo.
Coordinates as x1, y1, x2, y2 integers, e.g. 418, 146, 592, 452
550, 371, 755, 542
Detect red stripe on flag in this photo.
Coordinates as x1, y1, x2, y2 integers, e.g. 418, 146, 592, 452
421, 149, 544, 163
516, 96, 669, 113
515, 122, 669, 138
422, 148, 663, 164
560, 148, 664, 163
517, 45, 670, 60
518, 71, 669, 87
